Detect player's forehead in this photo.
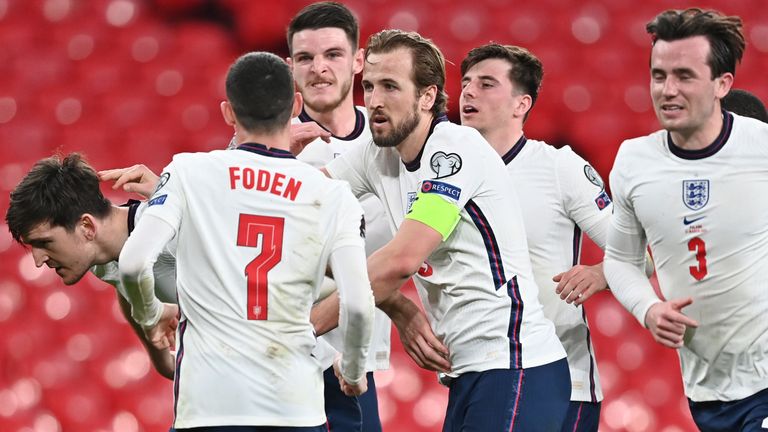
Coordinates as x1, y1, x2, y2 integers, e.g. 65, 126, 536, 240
290, 27, 354, 55
363, 48, 413, 83
651, 36, 711, 71
464, 58, 512, 81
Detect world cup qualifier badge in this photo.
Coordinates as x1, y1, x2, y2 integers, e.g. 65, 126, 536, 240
583, 165, 604, 189
430, 151, 462, 179
683, 180, 709, 210
154, 172, 171, 194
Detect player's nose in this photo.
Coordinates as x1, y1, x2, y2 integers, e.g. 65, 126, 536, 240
31, 248, 48, 268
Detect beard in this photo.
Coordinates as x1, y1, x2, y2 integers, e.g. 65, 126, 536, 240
303, 75, 353, 114
371, 102, 420, 148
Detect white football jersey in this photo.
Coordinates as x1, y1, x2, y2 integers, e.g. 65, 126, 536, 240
327, 118, 565, 376
143, 144, 369, 427
295, 107, 391, 372
91, 200, 177, 303
504, 137, 610, 402
609, 112, 768, 401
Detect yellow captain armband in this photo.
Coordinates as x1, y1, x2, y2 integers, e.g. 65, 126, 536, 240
405, 191, 461, 240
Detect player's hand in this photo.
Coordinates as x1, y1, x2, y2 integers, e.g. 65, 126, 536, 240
98, 164, 160, 198
148, 347, 176, 380
644, 297, 699, 348
554, 263, 608, 305
333, 355, 368, 397
290, 122, 331, 156
144, 303, 179, 350
392, 307, 451, 373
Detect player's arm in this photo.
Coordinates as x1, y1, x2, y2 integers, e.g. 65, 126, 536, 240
549, 152, 612, 304
368, 191, 459, 372
328, 244, 374, 396
118, 214, 179, 349
116, 294, 175, 380
604, 164, 697, 348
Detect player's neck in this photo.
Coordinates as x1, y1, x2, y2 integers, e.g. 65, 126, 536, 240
669, 110, 724, 151
303, 98, 358, 137
238, 128, 292, 152
103, 206, 130, 263
397, 114, 434, 163
483, 126, 524, 158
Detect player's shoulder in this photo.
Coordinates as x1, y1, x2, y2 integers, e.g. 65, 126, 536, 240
429, 120, 495, 158
431, 120, 485, 145
615, 129, 666, 162
731, 112, 768, 139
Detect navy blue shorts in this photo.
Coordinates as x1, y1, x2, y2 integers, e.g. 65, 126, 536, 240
689, 386, 768, 432
561, 401, 601, 432
171, 426, 326, 432
323, 367, 381, 432
443, 357, 570, 432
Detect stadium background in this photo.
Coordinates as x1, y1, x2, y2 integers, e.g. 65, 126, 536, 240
1, 0, 766, 430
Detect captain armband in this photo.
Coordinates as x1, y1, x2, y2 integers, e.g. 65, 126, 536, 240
405, 192, 460, 241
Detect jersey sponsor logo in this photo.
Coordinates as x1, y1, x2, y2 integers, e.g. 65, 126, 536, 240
148, 194, 167, 207
154, 172, 170, 195
406, 191, 418, 214
683, 179, 709, 210
421, 180, 461, 201
683, 215, 706, 225
430, 151, 462, 179
594, 190, 611, 210
583, 165, 604, 188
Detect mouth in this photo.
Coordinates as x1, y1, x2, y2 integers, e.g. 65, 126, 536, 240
309, 81, 333, 90
660, 103, 683, 114
370, 113, 389, 129
461, 104, 478, 116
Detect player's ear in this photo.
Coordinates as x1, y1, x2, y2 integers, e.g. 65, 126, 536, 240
285, 56, 294, 70
514, 94, 533, 120
79, 214, 97, 241
419, 85, 437, 112
353, 48, 364, 75
220, 101, 236, 127
291, 92, 303, 118
715, 72, 734, 100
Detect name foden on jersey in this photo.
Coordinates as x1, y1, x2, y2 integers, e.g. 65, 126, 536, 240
229, 166, 302, 201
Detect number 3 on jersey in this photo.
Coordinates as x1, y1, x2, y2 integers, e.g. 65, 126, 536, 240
688, 237, 707, 281
237, 214, 285, 320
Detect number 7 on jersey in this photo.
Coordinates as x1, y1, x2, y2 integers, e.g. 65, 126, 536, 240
237, 214, 285, 320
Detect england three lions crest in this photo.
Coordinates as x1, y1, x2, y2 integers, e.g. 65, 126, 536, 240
430, 151, 462, 179
683, 179, 709, 210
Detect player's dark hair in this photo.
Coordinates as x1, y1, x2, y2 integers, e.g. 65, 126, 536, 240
365, 29, 448, 116
6, 153, 111, 243
461, 43, 543, 121
226, 52, 295, 134
647, 8, 745, 79
721, 89, 768, 123
287, 2, 359, 53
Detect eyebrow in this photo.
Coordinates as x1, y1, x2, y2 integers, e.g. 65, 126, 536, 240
24, 236, 52, 247
462, 74, 501, 83
293, 46, 346, 58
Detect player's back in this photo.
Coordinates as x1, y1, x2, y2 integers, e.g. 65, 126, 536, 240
160, 143, 358, 428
